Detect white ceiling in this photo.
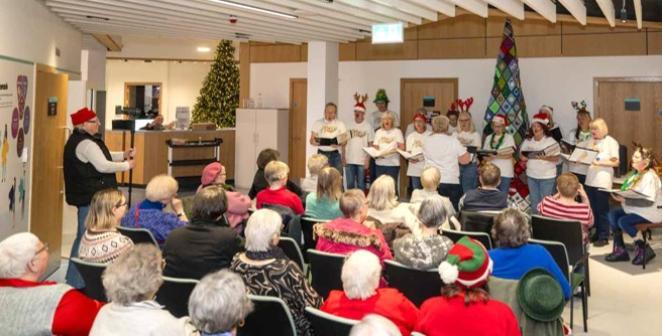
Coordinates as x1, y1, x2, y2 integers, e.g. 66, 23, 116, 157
44, 0, 644, 44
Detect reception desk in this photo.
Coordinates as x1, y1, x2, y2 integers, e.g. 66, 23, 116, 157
105, 129, 235, 186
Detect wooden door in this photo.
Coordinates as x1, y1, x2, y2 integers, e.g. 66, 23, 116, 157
595, 78, 662, 164
32, 67, 68, 274
289, 79, 307, 181
399, 78, 458, 197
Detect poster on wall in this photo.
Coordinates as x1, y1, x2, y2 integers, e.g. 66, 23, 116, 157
0, 59, 33, 239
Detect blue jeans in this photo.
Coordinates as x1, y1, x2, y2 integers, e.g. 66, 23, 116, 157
586, 185, 611, 241
409, 176, 422, 190
318, 150, 342, 174
65, 205, 89, 289
498, 177, 512, 193
460, 162, 478, 194
345, 164, 365, 191
375, 165, 400, 195
438, 183, 462, 212
527, 177, 556, 215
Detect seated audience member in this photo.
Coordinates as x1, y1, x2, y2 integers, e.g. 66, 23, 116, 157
305, 167, 343, 220
459, 162, 508, 212
415, 237, 521, 336
350, 314, 401, 336
489, 209, 571, 300
90, 244, 193, 335
410, 167, 456, 218
249, 148, 303, 199
256, 161, 304, 215
187, 270, 253, 336
301, 154, 329, 194
163, 186, 243, 279
198, 162, 251, 232
231, 209, 322, 336
321, 251, 419, 335
367, 175, 420, 237
537, 172, 594, 244
393, 196, 454, 270
79, 189, 134, 264
121, 175, 188, 245
0, 233, 104, 336
315, 189, 393, 263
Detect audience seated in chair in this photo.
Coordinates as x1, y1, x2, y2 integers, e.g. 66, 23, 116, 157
79, 189, 134, 264
249, 148, 304, 200
537, 172, 594, 245
315, 189, 393, 264
410, 167, 456, 219
187, 269, 254, 336
459, 162, 508, 212
198, 162, 251, 233
90, 244, 194, 335
393, 195, 454, 270
350, 314, 402, 336
163, 186, 243, 280
301, 154, 329, 194
367, 175, 420, 239
121, 175, 188, 246
489, 208, 571, 300
0, 232, 104, 336
305, 167, 343, 220
256, 160, 304, 215
322, 251, 419, 336
415, 237, 521, 336
231, 209, 322, 336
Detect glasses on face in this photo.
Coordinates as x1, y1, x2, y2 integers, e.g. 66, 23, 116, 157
459, 118, 471, 122
35, 242, 49, 256
115, 200, 128, 208
85, 119, 100, 125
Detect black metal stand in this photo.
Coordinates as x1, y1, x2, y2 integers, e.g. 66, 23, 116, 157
127, 128, 135, 206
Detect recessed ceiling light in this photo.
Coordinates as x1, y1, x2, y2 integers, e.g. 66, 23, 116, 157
197, 46, 211, 52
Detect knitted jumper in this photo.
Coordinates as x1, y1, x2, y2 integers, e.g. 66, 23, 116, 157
0, 283, 70, 336
78, 230, 134, 264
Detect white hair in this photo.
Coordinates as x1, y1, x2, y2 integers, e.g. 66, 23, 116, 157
350, 314, 401, 336
102, 244, 162, 305
0, 232, 40, 278
418, 195, 448, 229
245, 209, 282, 252
188, 270, 254, 334
145, 174, 179, 202
342, 250, 381, 300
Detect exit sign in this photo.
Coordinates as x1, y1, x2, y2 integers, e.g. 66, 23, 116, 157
372, 22, 404, 44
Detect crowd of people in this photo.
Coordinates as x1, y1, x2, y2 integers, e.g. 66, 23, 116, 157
0, 99, 660, 336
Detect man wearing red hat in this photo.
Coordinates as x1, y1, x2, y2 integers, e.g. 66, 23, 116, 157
63, 107, 135, 288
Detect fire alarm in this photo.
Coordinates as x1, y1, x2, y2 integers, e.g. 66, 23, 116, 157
229, 15, 237, 24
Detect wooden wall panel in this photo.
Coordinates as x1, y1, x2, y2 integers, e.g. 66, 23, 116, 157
239, 42, 250, 104
418, 38, 485, 59
405, 26, 418, 40
486, 35, 562, 57
648, 31, 662, 54
300, 43, 308, 62
339, 43, 357, 61
250, 44, 303, 62
562, 32, 647, 56
487, 18, 560, 37
356, 41, 418, 60
562, 23, 640, 34
417, 16, 486, 39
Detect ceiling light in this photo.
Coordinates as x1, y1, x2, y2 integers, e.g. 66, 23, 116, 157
208, 0, 297, 19
197, 46, 211, 52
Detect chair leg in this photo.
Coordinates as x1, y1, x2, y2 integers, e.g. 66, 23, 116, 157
570, 292, 574, 330
643, 231, 648, 270
585, 258, 591, 297
582, 282, 588, 332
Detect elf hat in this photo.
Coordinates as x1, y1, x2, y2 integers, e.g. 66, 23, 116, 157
373, 89, 390, 104
438, 236, 493, 289
71, 107, 97, 126
532, 112, 550, 126
492, 114, 509, 126
413, 113, 427, 122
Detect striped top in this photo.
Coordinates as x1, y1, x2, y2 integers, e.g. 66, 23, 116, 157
78, 230, 134, 264
537, 196, 594, 244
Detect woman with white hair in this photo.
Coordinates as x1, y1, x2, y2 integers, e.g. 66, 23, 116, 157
350, 314, 402, 336
393, 195, 454, 270
0, 232, 104, 335
121, 174, 188, 245
423, 115, 471, 211
231, 209, 322, 336
372, 111, 405, 193
187, 269, 253, 336
367, 175, 420, 238
90, 244, 194, 335
321, 250, 419, 336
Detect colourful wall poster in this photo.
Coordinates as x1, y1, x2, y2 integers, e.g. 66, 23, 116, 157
0, 59, 33, 239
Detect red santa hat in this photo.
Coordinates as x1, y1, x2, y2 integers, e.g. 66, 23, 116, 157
539, 105, 554, 116
491, 114, 509, 126
354, 102, 366, 113
412, 113, 427, 122
70, 107, 97, 126
532, 112, 550, 126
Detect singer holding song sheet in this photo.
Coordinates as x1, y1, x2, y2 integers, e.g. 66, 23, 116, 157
310, 102, 347, 173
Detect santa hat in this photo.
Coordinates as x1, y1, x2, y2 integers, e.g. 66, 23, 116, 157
201, 162, 224, 186
539, 105, 554, 116
412, 113, 427, 122
70, 107, 97, 126
491, 114, 509, 126
532, 112, 550, 126
354, 102, 366, 113
438, 236, 493, 289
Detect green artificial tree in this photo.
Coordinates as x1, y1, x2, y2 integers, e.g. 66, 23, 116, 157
192, 40, 239, 127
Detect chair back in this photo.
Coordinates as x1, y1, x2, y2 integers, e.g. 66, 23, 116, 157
531, 215, 585, 267
155, 276, 199, 318
117, 226, 159, 246
278, 236, 306, 272
237, 295, 297, 336
459, 211, 497, 234
307, 249, 345, 298
383, 260, 441, 306
300, 217, 328, 256
70, 258, 107, 302
443, 229, 493, 249
305, 307, 358, 336
529, 239, 570, 280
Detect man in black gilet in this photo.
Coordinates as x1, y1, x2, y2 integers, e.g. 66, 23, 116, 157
63, 107, 134, 288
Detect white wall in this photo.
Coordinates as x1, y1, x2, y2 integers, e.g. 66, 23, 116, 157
250, 55, 662, 136
105, 60, 211, 129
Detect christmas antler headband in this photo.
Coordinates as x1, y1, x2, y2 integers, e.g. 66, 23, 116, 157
354, 92, 368, 104
571, 100, 588, 112
454, 97, 475, 113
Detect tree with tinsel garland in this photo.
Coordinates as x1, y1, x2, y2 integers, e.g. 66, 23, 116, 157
192, 40, 239, 127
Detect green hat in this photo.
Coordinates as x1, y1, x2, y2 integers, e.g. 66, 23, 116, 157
438, 236, 492, 289
517, 268, 565, 322
373, 89, 389, 104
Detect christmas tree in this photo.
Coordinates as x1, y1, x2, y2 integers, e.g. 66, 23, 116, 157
192, 40, 239, 127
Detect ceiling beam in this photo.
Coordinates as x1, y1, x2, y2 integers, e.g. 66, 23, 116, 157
595, 0, 616, 27
484, 0, 524, 20
522, 0, 556, 23
371, 0, 439, 21
334, 0, 422, 24
633, 0, 643, 30
91, 34, 123, 51
445, 0, 487, 17
409, 0, 456, 17
558, 0, 587, 25
285, 0, 404, 27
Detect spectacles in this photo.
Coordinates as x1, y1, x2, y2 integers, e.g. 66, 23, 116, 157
458, 119, 471, 122
115, 200, 128, 208
85, 119, 100, 125
35, 242, 49, 256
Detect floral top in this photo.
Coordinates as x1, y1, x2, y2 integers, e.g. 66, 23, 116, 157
392, 234, 454, 270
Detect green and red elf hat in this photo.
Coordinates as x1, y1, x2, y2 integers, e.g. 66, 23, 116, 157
438, 236, 493, 289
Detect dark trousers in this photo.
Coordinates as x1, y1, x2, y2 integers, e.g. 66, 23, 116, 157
375, 165, 400, 195
586, 185, 611, 241
438, 183, 462, 212
318, 150, 342, 174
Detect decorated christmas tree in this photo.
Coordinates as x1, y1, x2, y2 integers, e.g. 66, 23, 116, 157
192, 40, 239, 127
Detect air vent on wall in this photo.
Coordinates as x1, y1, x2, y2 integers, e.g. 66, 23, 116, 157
85, 15, 110, 21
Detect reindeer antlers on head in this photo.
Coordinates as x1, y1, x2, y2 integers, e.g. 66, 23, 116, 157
454, 97, 475, 113
354, 92, 368, 104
